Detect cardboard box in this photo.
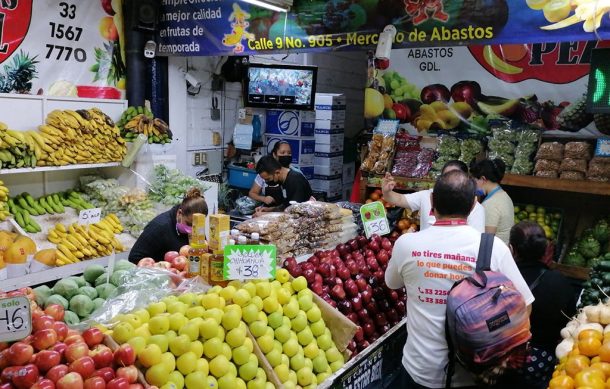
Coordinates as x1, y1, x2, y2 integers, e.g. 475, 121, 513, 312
208, 214, 230, 252
264, 135, 315, 166
314, 164, 342, 176
315, 109, 346, 121
315, 142, 343, 153
315, 118, 344, 130
343, 182, 353, 201
315, 93, 346, 110
314, 128, 344, 144
265, 110, 315, 137
314, 151, 343, 169
343, 161, 356, 185
312, 174, 343, 194
294, 165, 314, 180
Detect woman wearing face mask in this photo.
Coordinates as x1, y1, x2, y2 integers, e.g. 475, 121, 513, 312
470, 158, 514, 244
249, 141, 299, 206
128, 187, 208, 263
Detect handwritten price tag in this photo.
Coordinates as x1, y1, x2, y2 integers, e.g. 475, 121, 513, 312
78, 208, 101, 225
223, 245, 277, 280
360, 201, 391, 238
0, 296, 32, 342
595, 138, 610, 157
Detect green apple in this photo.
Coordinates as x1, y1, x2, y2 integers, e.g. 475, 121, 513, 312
274, 325, 291, 343
249, 321, 267, 337
139, 343, 162, 367
313, 353, 328, 373
326, 347, 342, 363
167, 301, 188, 315
233, 289, 251, 307
297, 366, 313, 386
229, 362, 237, 377
177, 351, 198, 375
317, 333, 333, 351
284, 298, 299, 319
161, 352, 176, 371
317, 371, 330, 384
288, 370, 298, 384
304, 342, 319, 359
219, 285, 236, 301
257, 311, 268, 324
186, 306, 205, 319
257, 334, 274, 353
201, 293, 223, 310
166, 330, 177, 343
265, 348, 282, 367
185, 370, 208, 389
127, 336, 147, 355
147, 301, 167, 316
281, 354, 290, 366
168, 312, 187, 331
179, 321, 200, 341
133, 323, 151, 339
273, 340, 283, 353
169, 334, 192, 356
249, 354, 258, 366
290, 352, 306, 371
246, 377, 266, 389
310, 320, 326, 337
196, 357, 209, 374
236, 378, 247, 389
292, 276, 307, 292
283, 338, 299, 357
256, 282, 271, 298
112, 322, 135, 344
209, 354, 230, 377
226, 327, 246, 348
205, 376, 219, 389
218, 374, 238, 389
162, 295, 178, 305
282, 282, 294, 295
298, 328, 314, 346
268, 311, 283, 329
134, 308, 151, 323
242, 303, 259, 324
274, 363, 290, 383
168, 370, 185, 388
221, 343, 232, 359
276, 268, 290, 283
291, 312, 308, 332
222, 309, 242, 330
244, 337, 254, 353
232, 345, 250, 366
148, 334, 169, 353
283, 382, 296, 389
243, 282, 257, 298
149, 315, 170, 335
202, 307, 223, 324
124, 313, 143, 329
217, 326, 226, 342
203, 337, 223, 359
190, 340, 203, 358
330, 360, 343, 372
256, 367, 267, 381
146, 363, 169, 387
265, 326, 274, 338
297, 288, 312, 299
178, 292, 197, 306
199, 317, 218, 339
305, 358, 313, 369
277, 288, 291, 305
306, 306, 321, 323
298, 294, 313, 311
282, 316, 291, 328
238, 360, 258, 381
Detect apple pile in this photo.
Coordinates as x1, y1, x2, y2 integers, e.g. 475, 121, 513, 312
0, 304, 142, 389
136, 245, 190, 277
283, 234, 406, 353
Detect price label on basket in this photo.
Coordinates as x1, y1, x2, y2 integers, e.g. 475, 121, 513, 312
78, 208, 102, 224
361, 201, 391, 238
223, 245, 277, 280
0, 296, 31, 342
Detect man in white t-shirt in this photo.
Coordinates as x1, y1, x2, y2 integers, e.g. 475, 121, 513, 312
385, 171, 534, 388
382, 160, 485, 232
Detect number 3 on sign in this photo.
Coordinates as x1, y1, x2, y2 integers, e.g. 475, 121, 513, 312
360, 201, 391, 238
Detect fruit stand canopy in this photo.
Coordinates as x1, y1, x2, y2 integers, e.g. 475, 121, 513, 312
157, 0, 610, 56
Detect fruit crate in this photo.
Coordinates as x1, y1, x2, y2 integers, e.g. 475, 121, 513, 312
552, 243, 590, 281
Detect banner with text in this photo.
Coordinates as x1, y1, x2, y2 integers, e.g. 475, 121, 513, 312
0, 0, 125, 98
363, 41, 610, 138
157, 0, 610, 56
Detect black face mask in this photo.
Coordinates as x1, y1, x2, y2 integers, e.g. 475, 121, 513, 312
277, 156, 292, 168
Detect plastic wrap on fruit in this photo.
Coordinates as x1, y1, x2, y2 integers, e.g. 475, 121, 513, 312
516, 129, 540, 144
489, 151, 514, 168
510, 159, 534, 175
491, 126, 517, 143
459, 138, 483, 164
514, 142, 537, 158
489, 138, 516, 155
235, 195, 257, 215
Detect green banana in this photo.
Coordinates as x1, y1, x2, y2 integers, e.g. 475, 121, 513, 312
39, 197, 55, 214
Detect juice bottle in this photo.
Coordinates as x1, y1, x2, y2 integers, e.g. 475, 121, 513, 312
250, 232, 260, 245
187, 213, 208, 279
209, 250, 228, 287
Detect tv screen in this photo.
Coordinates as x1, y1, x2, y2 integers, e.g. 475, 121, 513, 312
244, 64, 317, 110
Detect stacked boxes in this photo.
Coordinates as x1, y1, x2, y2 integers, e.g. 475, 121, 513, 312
313, 93, 346, 201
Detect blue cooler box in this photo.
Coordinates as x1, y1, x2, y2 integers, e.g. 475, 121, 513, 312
228, 165, 258, 189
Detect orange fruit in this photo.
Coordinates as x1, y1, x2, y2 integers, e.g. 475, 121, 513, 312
548, 374, 574, 388
580, 337, 603, 357
566, 355, 590, 377
598, 343, 610, 362
591, 362, 610, 378
580, 330, 604, 342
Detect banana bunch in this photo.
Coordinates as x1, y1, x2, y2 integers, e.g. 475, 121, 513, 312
60, 190, 95, 212
0, 180, 9, 221
0, 122, 39, 168
118, 106, 172, 144
48, 214, 125, 266
533, 0, 610, 32
36, 108, 126, 167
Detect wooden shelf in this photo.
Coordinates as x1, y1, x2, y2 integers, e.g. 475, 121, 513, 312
503, 174, 610, 196
0, 162, 121, 175
365, 175, 434, 191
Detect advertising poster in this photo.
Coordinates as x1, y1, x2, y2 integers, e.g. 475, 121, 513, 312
363, 41, 610, 138
157, 0, 610, 56
0, 0, 125, 99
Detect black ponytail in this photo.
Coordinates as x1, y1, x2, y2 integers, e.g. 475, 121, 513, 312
470, 158, 505, 183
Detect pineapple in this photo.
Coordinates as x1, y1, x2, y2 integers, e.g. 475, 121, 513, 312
556, 94, 594, 131
594, 114, 610, 135
0, 50, 39, 94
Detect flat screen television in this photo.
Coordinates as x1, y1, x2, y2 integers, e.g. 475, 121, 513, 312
244, 64, 317, 110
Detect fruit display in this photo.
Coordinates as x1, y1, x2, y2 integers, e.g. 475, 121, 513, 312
46, 215, 125, 266
117, 106, 172, 144
1, 234, 37, 270
564, 218, 610, 269
136, 246, 190, 277
393, 209, 420, 236
578, 256, 610, 308
528, 0, 610, 33
0, 179, 9, 221
0, 124, 40, 168
282, 234, 407, 353
33, 260, 136, 324
514, 204, 562, 241
365, 189, 393, 209
148, 164, 210, 206
360, 132, 395, 175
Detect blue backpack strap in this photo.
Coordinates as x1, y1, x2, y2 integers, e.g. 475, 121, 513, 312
476, 233, 495, 272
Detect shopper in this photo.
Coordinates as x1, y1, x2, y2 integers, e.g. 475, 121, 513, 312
381, 160, 485, 232
497, 221, 576, 388
254, 155, 312, 213
249, 141, 296, 206
128, 187, 208, 263
385, 170, 533, 388
470, 158, 514, 244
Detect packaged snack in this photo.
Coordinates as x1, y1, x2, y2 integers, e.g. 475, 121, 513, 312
559, 158, 588, 174
559, 171, 585, 180
535, 170, 559, 178
535, 142, 564, 161
564, 141, 593, 160
534, 159, 561, 172
361, 125, 398, 174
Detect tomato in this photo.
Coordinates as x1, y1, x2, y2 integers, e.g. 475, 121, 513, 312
548, 374, 575, 389
581, 337, 603, 357
566, 355, 590, 377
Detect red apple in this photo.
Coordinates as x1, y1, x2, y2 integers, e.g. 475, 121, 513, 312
44, 305, 65, 322
346, 312, 359, 324
1, 366, 19, 384
69, 356, 95, 379
374, 270, 385, 284
330, 285, 346, 300
355, 277, 368, 292
84, 376, 106, 389
354, 326, 364, 342
172, 256, 187, 271
32, 378, 55, 389
56, 372, 83, 389
351, 295, 363, 311
154, 261, 171, 270
376, 249, 390, 266
11, 364, 39, 389
301, 262, 314, 272
113, 344, 136, 367
92, 367, 114, 383
33, 315, 55, 333
374, 57, 390, 69
0, 349, 9, 370
365, 301, 378, 315
89, 345, 113, 369
65, 342, 89, 363
314, 273, 323, 286
81, 329, 104, 348
336, 244, 349, 257
337, 300, 352, 315
392, 103, 411, 122
116, 366, 138, 384
33, 329, 58, 351
336, 266, 351, 281
179, 245, 191, 257
307, 256, 320, 267
52, 342, 67, 358
283, 257, 297, 269
362, 322, 375, 337
395, 301, 406, 316
345, 260, 359, 276
137, 258, 154, 268
310, 283, 324, 296
302, 268, 316, 285
35, 350, 61, 373
164, 251, 179, 263
64, 335, 85, 346
8, 342, 34, 365
344, 279, 359, 297
357, 309, 370, 323
366, 257, 379, 271
53, 322, 69, 341
317, 263, 334, 279
128, 385, 143, 389
106, 378, 129, 389
46, 364, 68, 383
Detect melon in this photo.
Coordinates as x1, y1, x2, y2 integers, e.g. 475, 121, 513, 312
0, 231, 14, 251
14, 236, 37, 255
34, 249, 57, 266
4, 241, 29, 264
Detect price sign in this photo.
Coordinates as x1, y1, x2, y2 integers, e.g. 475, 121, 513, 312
0, 296, 32, 342
360, 201, 391, 238
78, 208, 101, 224
223, 245, 277, 280
595, 138, 610, 157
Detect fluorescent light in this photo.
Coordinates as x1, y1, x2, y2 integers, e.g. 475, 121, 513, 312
240, 0, 290, 12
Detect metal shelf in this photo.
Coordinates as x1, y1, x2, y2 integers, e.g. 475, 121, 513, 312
0, 162, 121, 175
1, 252, 128, 291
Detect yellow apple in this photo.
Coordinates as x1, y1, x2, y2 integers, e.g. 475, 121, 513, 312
139, 343, 163, 368
176, 351, 197, 375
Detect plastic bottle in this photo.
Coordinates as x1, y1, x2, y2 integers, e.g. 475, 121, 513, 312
238, 235, 247, 245
250, 232, 260, 245
252, 115, 261, 144
187, 213, 208, 279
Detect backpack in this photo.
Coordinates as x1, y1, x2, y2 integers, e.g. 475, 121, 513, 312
445, 233, 531, 387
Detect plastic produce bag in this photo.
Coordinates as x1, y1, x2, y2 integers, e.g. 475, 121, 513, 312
535, 142, 564, 161
235, 196, 257, 215
560, 158, 588, 174
564, 142, 593, 160
148, 164, 211, 206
